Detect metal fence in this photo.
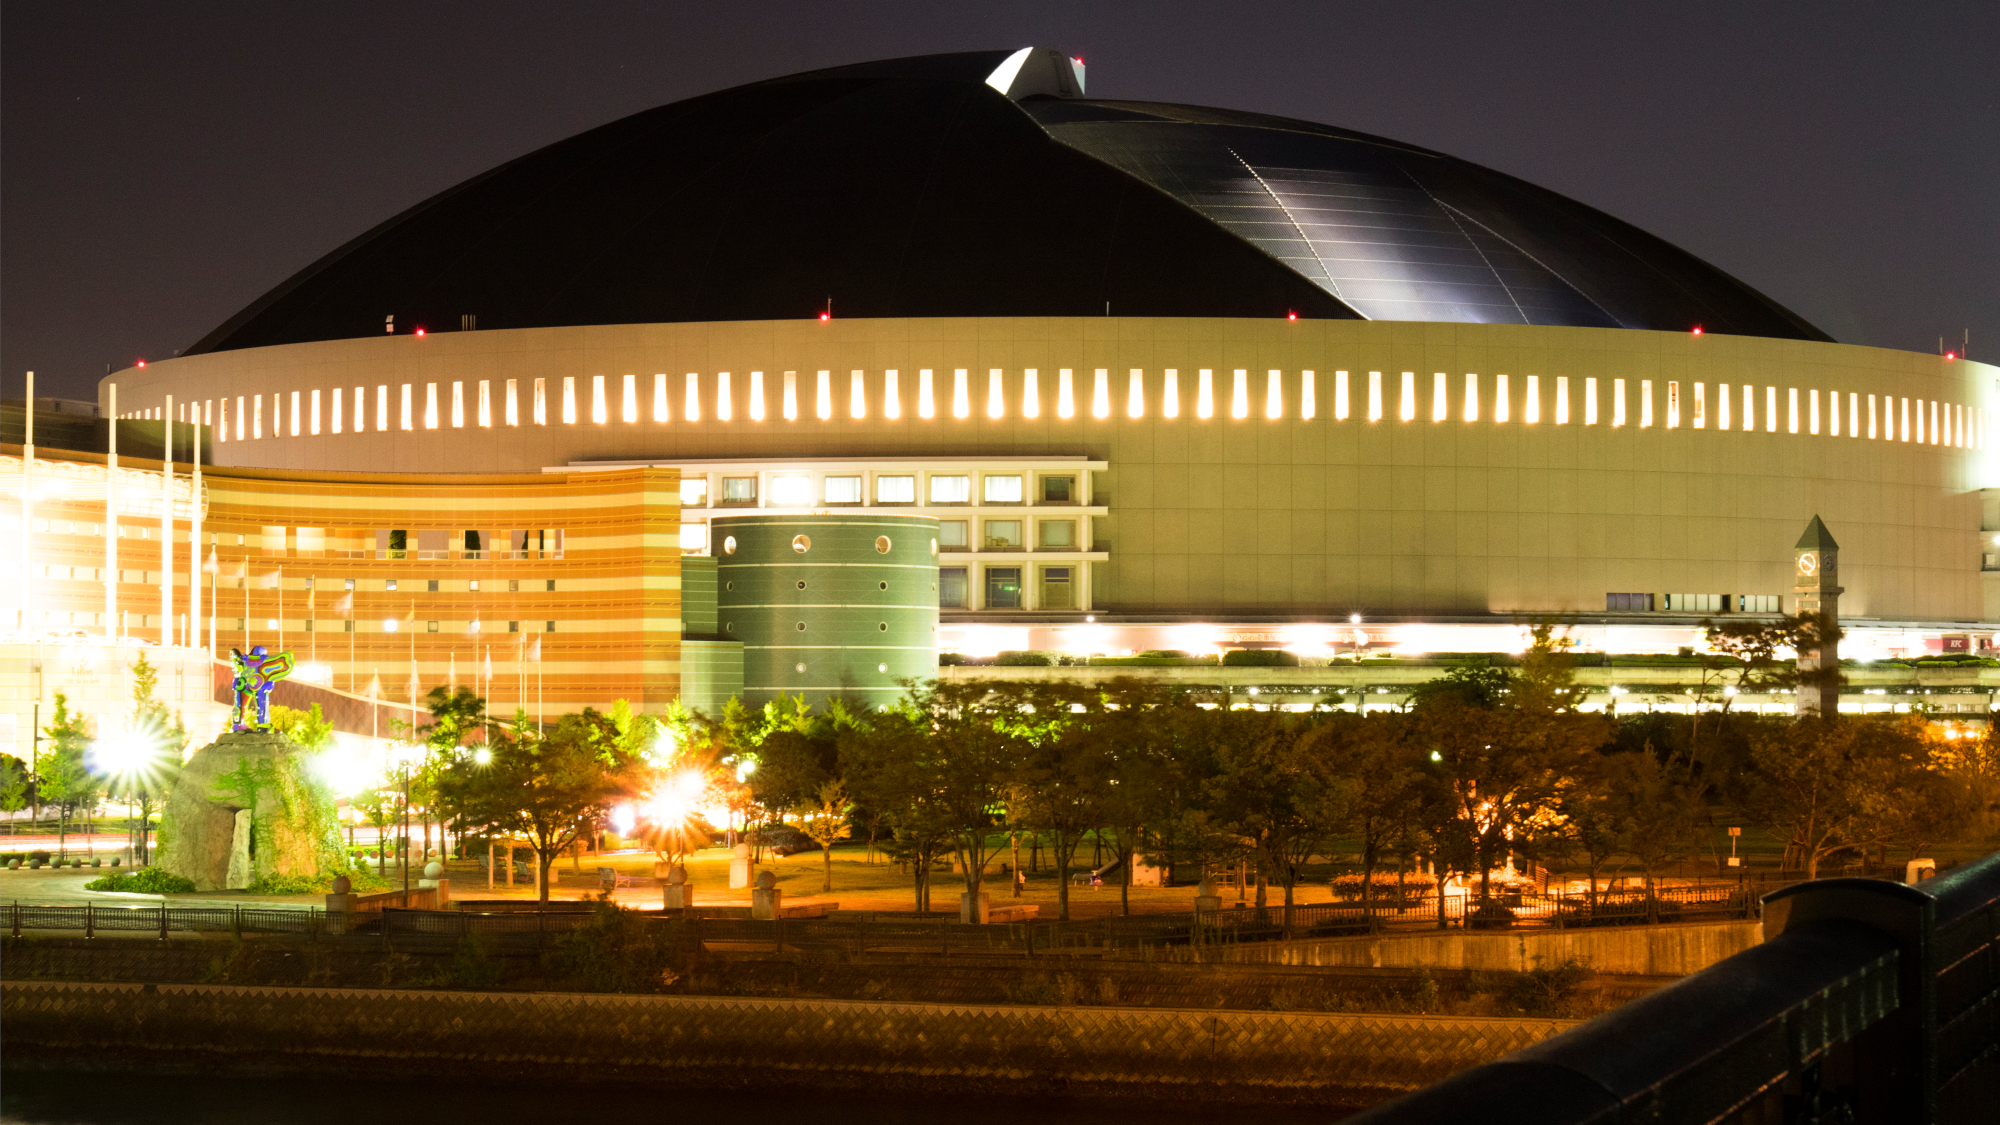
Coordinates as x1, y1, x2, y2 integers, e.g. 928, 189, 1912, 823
7, 880, 1771, 951
1345, 851, 2000, 1125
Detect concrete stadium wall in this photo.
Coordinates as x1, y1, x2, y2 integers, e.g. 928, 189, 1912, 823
103, 317, 2000, 622
1218, 920, 1763, 977
1, 980, 1572, 1107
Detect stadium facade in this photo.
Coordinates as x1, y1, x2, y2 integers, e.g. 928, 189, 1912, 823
9, 48, 1999, 749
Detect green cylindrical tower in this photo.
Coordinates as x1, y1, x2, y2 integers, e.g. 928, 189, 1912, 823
712, 514, 940, 710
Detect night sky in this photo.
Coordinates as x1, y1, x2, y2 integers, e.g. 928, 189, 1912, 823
6, 1, 1995, 404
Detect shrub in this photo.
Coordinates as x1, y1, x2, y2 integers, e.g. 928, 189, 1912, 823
545, 901, 693, 993
85, 868, 198, 894
1502, 956, 1591, 1017
995, 650, 1053, 666
1221, 649, 1299, 667
1468, 901, 1518, 930
438, 933, 504, 989
246, 872, 322, 895
28, 850, 50, 864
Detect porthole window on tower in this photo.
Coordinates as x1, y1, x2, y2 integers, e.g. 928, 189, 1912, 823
878, 663, 888, 673
879, 581, 888, 591
796, 621, 807, 631
875, 535, 891, 553
792, 534, 811, 554
796, 580, 807, 590
723, 536, 737, 555
879, 622, 888, 631
795, 662, 806, 673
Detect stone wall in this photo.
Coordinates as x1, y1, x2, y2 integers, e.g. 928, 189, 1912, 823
3, 980, 1574, 1107
1212, 920, 1762, 976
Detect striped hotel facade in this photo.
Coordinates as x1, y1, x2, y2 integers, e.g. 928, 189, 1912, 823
7, 449, 684, 730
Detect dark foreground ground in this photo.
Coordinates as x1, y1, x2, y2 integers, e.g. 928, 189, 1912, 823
0, 1070, 1342, 1125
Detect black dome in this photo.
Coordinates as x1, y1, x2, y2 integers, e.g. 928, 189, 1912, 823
189, 49, 1828, 355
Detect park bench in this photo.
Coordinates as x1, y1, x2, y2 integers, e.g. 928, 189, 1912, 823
596, 867, 633, 892
987, 904, 1039, 923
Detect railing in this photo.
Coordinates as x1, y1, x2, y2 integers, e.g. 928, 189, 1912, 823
1346, 851, 2000, 1125
6, 881, 1774, 949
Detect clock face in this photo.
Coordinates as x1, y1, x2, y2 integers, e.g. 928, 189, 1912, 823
1798, 552, 1818, 576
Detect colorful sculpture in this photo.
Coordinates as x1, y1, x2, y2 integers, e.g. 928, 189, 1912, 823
229, 646, 296, 731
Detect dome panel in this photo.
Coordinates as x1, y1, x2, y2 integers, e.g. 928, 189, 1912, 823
188, 49, 1826, 355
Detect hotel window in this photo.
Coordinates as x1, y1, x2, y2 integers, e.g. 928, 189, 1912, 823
939, 567, 969, 609
720, 477, 757, 506
681, 478, 708, 507
823, 476, 863, 505
983, 520, 1023, 550
876, 475, 916, 504
983, 474, 1024, 503
680, 523, 708, 551
929, 474, 971, 504
1038, 519, 1076, 549
1739, 595, 1781, 613
1042, 475, 1075, 503
427, 579, 441, 593
770, 475, 812, 507
1606, 592, 1654, 611
937, 520, 969, 551
463, 530, 483, 556
985, 566, 1023, 609
1040, 566, 1074, 609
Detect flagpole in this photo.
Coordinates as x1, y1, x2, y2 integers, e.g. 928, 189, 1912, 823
276, 564, 284, 655
189, 410, 202, 654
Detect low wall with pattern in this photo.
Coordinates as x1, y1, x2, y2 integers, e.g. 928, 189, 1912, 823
2, 981, 1572, 1107
1214, 920, 1762, 976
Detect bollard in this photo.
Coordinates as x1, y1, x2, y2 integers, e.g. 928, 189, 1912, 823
85, 903, 94, 939
158, 904, 168, 941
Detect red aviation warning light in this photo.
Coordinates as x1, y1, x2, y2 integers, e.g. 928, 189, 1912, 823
1287, 311, 1298, 321
136, 359, 147, 368
1691, 326, 1703, 336
414, 327, 426, 337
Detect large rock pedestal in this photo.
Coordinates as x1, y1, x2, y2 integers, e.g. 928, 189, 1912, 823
157, 731, 319, 892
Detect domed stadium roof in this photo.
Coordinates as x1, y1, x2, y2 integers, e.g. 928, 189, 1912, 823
189, 48, 1828, 355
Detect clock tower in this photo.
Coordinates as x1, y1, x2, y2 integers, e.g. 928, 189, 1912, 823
1793, 515, 1842, 715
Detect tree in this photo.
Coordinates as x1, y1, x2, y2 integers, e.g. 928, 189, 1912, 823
38, 693, 100, 859
1603, 750, 1708, 921
1555, 754, 1627, 915
796, 780, 851, 893
1005, 682, 1116, 921
1736, 716, 1887, 879
122, 654, 191, 864
1411, 624, 1609, 911
415, 686, 489, 862
1703, 612, 1845, 710
1199, 708, 1351, 931
1855, 719, 1995, 864
1317, 711, 1425, 929
0, 754, 28, 827
842, 684, 995, 913
349, 785, 401, 875
436, 707, 639, 904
